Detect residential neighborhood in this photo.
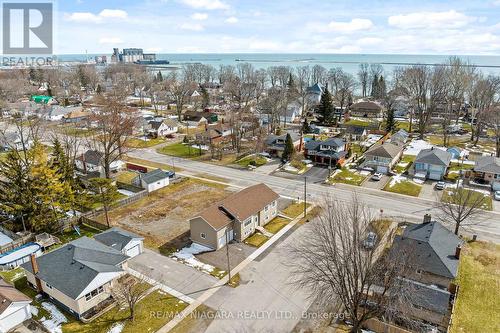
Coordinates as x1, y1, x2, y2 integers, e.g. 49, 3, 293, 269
0, 1, 499, 332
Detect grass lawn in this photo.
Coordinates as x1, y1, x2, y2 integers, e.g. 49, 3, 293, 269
383, 178, 422, 197
123, 156, 179, 172
393, 155, 415, 174
426, 135, 469, 147
235, 155, 268, 168
244, 233, 269, 247
58, 224, 103, 244
62, 290, 188, 333
115, 171, 138, 184
441, 188, 493, 211
157, 143, 203, 158
329, 168, 367, 186
445, 162, 474, 182
370, 219, 393, 238
58, 126, 95, 137
125, 137, 165, 148
344, 119, 376, 127
0, 268, 25, 284
282, 202, 311, 219
264, 217, 291, 234
0, 152, 7, 162
450, 241, 500, 333
169, 305, 217, 333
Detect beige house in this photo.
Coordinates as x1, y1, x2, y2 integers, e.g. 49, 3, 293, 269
21, 237, 129, 319
190, 184, 280, 250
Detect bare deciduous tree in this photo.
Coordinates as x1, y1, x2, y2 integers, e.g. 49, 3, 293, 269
289, 196, 411, 332
438, 187, 488, 235
112, 275, 151, 322
88, 94, 137, 178
358, 63, 370, 97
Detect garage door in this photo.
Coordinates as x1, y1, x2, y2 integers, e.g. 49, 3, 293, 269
429, 172, 442, 181
492, 181, 500, 191
126, 245, 141, 258
376, 166, 388, 174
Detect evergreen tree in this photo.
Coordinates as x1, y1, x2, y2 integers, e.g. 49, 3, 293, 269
0, 142, 72, 232
302, 121, 312, 134
200, 86, 210, 108
378, 76, 387, 100
282, 133, 295, 162
386, 107, 395, 133
156, 71, 163, 82
88, 178, 121, 227
318, 87, 335, 125
371, 75, 379, 99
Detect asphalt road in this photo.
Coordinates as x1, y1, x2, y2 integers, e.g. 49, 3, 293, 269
130, 148, 500, 243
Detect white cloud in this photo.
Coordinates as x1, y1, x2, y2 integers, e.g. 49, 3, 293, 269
310, 18, 373, 33
179, 22, 204, 31
66, 9, 128, 23
180, 0, 229, 10
191, 12, 208, 20
98, 9, 128, 19
225, 16, 238, 24
388, 10, 476, 29
493, 0, 500, 6
99, 37, 123, 44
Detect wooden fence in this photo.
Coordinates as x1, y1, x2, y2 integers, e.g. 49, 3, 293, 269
0, 234, 34, 255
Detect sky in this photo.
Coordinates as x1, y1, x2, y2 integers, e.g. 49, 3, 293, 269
52, 0, 500, 55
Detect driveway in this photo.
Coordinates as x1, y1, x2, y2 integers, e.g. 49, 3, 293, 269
196, 242, 255, 271
203, 218, 317, 333
362, 174, 389, 190
419, 181, 442, 201
300, 166, 330, 183
492, 197, 500, 212
128, 249, 219, 300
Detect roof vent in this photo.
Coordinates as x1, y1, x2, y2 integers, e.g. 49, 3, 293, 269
80, 265, 84, 270
71, 260, 75, 264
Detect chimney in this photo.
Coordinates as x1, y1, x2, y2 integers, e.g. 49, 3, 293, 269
455, 245, 462, 259
30, 254, 43, 292
30, 254, 39, 275
423, 214, 432, 224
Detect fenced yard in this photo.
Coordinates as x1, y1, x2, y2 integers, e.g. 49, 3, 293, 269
92, 178, 231, 253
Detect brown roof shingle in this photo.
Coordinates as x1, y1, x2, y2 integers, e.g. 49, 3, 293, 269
196, 184, 280, 230
0, 279, 31, 314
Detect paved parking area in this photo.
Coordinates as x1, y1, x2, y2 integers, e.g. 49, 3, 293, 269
129, 249, 219, 300
362, 174, 389, 190
300, 166, 330, 183
196, 242, 255, 271
419, 181, 442, 200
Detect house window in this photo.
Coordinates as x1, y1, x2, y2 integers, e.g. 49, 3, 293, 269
200, 233, 206, 239
85, 286, 105, 302
244, 219, 252, 227
265, 205, 269, 212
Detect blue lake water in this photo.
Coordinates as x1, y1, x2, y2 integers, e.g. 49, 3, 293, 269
57, 53, 500, 76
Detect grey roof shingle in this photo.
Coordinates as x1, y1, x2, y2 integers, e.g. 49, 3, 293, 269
364, 142, 403, 159
94, 227, 143, 251
392, 221, 462, 279
77, 150, 103, 166
139, 168, 170, 184
474, 156, 500, 174
401, 278, 451, 314
21, 237, 128, 299
415, 148, 452, 166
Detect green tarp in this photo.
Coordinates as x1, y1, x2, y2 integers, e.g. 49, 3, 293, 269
31, 95, 52, 104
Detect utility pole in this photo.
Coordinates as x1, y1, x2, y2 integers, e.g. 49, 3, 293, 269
225, 226, 232, 284
304, 177, 307, 218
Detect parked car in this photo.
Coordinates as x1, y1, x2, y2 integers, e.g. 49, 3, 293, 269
494, 191, 500, 201
371, 173, 383, 181
435, 181, 446, 190
363, 232, 377, 249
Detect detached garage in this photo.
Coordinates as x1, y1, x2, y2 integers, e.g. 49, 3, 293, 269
94, 227, 144, 258
0, 279, 32, 333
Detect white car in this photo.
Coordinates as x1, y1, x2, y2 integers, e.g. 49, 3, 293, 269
435, 181, 446, 190
363, 232, 378, 249
371, 173, 383, 181
494, 191, 500, 201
